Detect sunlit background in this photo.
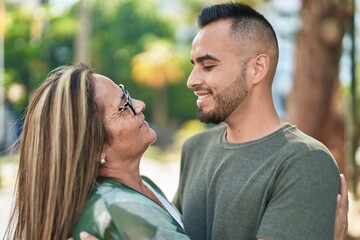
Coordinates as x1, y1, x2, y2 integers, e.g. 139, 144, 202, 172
0, 0, 360, 238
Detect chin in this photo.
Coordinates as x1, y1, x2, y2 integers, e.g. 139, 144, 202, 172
149, 129, 157, 144
150, 135, 157, 145
198, 109, 223, 124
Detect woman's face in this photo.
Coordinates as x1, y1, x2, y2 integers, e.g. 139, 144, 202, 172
92, 74, 156, 160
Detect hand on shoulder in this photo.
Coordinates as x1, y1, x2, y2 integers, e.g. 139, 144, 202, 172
334, 174, 349, 240
68, 231, 99, 240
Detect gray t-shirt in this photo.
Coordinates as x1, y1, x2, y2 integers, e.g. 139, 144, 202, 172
173, 124, 340, 240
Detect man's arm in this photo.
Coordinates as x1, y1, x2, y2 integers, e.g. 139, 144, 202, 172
256, 174, 349, 240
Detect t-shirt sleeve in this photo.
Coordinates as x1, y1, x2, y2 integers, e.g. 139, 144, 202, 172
257, 149, 340, 240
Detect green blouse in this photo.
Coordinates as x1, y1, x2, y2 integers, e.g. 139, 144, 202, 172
72, 176, 189, 240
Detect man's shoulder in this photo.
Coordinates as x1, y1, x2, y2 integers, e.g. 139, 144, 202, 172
278, 125, 338, 172
282, 125, 332, 154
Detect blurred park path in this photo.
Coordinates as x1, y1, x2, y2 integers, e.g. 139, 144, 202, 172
140, 157, 180, 200
0, 187, 13, 238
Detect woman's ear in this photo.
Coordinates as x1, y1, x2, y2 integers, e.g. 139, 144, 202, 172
249, 54, 270, 85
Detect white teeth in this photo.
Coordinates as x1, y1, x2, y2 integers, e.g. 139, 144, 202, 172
198, 94, 210, 100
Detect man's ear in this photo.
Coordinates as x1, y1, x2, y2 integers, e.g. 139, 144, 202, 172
248, 54, 270, 85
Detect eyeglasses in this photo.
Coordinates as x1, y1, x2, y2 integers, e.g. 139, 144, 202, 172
118, 84, 136, 115
103, 84, 136, 122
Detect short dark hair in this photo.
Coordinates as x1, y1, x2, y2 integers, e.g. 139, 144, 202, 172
198, 2, 278, 53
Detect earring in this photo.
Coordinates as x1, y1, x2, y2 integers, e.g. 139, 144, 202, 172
100, 158, 106, 165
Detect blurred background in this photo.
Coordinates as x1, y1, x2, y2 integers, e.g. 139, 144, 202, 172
0, 0, 359, 238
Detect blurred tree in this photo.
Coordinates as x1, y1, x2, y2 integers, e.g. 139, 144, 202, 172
4, 4, 76, 115
349, 0, 359, 197
86, 0, 201, 139
5, 0, 278, 143
131, 40, 185, 146
286, 0, 352, 175
90, 0, 173, 83
74, 0, 91, 63
131, 40, 184, 129
89, 0, 175, 124
4, 0, 195, 124
179, 0, 258, 24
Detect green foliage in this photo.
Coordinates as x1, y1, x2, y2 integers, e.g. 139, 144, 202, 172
90, 0, 172, 80
5, 5, 76, 115
4, 0, 200, 125
85, 0, 198, 124
51, 16, 78, 37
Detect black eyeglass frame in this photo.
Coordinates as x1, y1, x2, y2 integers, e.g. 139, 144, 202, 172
118, 84, 136, 115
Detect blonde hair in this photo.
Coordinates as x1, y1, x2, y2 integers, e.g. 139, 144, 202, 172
5, 63, 108, 239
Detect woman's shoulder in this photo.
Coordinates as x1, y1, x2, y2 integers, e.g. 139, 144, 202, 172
72, 180, 156, 239
73, 178, 189, 239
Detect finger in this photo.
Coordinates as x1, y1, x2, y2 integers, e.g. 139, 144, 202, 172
340, 174, 347, 195
339, 174, 349, 211
80, 231, 99, 240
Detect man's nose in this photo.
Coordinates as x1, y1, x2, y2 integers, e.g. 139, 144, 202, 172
187, 68, 203, 89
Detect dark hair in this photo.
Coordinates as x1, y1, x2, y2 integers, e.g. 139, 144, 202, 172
198, 2, 278, 53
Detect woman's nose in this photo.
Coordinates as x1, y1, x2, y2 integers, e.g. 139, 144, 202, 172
132, 99, 146, 114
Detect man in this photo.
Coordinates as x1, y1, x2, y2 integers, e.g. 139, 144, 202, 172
172, 2, 345, 240
76, 2, 348, 240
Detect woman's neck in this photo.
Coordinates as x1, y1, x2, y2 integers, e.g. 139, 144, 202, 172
99, 159, 142, 189
99, 162, 166, 209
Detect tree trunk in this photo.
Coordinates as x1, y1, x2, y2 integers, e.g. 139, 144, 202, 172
152, 86, 168, 129
152, 86, 172, 147
286, 0, 351, 174
75, 0, 92, 63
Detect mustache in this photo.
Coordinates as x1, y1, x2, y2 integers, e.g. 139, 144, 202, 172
194, 87, 213, 94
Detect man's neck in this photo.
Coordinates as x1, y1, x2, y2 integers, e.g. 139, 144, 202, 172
224, 112, 286, 143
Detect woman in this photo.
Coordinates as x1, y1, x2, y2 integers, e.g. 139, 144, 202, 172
4, 63, 189, 240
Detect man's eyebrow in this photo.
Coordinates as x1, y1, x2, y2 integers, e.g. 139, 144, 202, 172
191, 54, 220, 64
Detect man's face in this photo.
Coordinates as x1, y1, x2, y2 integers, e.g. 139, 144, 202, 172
187, 20, 249, 124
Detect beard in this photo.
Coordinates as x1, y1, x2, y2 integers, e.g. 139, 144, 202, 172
198, 68, 248, 124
